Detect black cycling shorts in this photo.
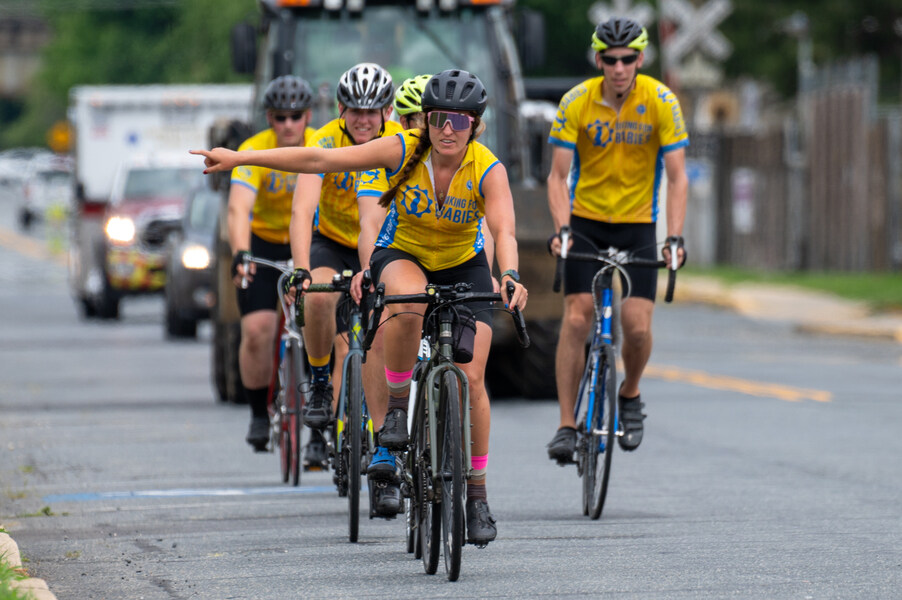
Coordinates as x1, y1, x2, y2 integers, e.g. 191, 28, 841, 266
369, 248, 495, 326
309, 232, 361, 334
310, 231, 361, 275
237, 234, 292, 316
564, 217, 658, 301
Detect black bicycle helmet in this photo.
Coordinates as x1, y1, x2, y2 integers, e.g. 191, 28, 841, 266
591, 17, 649, 52
336, 63, 394, 110
263, 75, 314, 111
421, 69, 487, 117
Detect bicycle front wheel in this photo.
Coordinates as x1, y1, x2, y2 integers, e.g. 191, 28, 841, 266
417, 390, 440, 575
439, 370, 464, 581
287, 338, 305, 487
346, 352, 362, 542
589, 345, 617, 519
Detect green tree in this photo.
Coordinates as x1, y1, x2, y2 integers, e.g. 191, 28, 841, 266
1, 0, 256, 149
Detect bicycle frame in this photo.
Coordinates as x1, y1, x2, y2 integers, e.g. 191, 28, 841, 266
414, 311, 472, 482
333, 296, 374, 470
575, 267, 618, 445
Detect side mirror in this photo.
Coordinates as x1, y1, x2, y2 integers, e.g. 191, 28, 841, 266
230, 22, 257, 75
517, 9, 546, 71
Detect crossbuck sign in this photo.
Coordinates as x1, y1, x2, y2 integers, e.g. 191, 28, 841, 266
660, 0, 733, 70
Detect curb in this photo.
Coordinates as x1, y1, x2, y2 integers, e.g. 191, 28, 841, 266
0, 531, 58, 600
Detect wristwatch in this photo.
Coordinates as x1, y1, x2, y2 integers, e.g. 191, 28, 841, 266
500, 269, 520, 283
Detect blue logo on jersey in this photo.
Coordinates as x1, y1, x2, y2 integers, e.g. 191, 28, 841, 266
399, 184, 432, 218
332, 171, 353, 191
357, 170, 380, 186
636, 104, 647, 115
551, 115, 567, 134
587, 120, 614, 148
657, 87, 676, 104
466, 180, 473, 191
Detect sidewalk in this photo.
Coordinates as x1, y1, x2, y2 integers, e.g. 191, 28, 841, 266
675, 274, 902, 343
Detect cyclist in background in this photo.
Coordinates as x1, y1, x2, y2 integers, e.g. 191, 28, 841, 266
192, 69, 528, 546
545, 17, 688, 462
228, 75, 316, 452
286, 63, 403, 470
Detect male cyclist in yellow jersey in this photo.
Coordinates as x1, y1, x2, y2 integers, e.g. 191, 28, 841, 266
228, 75, 316, 451
286, 63, 403, 469
546, 18, 688, 462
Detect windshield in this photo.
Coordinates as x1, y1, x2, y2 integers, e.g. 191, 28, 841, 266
275, 6, 499, 151
187, 189, 220, 233
122, 168, 202, 201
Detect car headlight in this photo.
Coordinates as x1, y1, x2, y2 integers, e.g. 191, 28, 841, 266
105, 216, 136, 243
181, 245, 211, 270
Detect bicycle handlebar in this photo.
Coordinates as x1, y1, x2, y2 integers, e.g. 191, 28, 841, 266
362, 281, 530, 352
554, 248, 678, 304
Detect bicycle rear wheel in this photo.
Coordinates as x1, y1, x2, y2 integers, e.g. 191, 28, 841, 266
589, 345, 617, 519
439, 371, 464, 581
346, 353, 363, 542
417, 394, 441, 575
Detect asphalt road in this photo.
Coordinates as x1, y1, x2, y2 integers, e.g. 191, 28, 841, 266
1, 207, 901, 599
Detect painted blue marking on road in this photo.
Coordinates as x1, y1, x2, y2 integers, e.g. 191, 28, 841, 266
43, 484, 361, 503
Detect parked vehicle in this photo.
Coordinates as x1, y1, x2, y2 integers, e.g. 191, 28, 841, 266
164, 186, 220, 338
18, 154, 74, 230
67, 84, 253, 319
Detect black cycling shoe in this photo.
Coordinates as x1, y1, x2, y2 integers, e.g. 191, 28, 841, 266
466, 498, 497, 547
618, 392, 646, 451
547, 426, 577, 464
245, 416, 269, 452
370, 479, 402, 519
303, 429, 328, 471
303, 381, 333, 430
378, 408, 409, 450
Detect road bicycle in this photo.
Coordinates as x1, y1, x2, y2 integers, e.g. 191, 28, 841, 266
553, 229, 678, 519
241, 255, 309, 487
364, 281, 529, 581
298, 269, 376, 543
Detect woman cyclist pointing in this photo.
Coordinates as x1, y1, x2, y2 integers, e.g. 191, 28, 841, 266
193, 70, 527, 546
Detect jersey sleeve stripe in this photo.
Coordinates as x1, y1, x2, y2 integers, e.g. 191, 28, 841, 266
388, 132, 407, 177
478, 160, 500, 197
660, 138, 690, 153
230, 179, 258, 194
357, 189, 382, 198
548, 136, 576, 150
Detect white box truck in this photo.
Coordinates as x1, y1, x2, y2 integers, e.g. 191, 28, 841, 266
67, 84, 252, 319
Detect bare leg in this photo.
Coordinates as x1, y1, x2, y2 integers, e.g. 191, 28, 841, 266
554, 293, 594, 429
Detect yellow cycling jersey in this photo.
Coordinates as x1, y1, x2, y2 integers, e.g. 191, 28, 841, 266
309, 118, 404, 249
230, 127, 315, 244
356, 130, 499, 272
548, 74, 689, 223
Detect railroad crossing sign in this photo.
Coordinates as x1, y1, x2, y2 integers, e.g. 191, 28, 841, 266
588, 0, 657, 66
660, 0, 733, 67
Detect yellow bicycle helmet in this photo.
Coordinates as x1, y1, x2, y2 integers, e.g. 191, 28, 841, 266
393, 74, 432, 116
591, 17, 649, 53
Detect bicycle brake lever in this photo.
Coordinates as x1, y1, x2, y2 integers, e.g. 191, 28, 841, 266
240, 253, 250, 290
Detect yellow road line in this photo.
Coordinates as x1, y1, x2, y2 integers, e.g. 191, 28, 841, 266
644, 364, 832, 403
0, 226, 68, 267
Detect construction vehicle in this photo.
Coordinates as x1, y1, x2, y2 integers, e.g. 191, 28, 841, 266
210, 0, 557, 401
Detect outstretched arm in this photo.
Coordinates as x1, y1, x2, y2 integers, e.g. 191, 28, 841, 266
191, 135, 403, 175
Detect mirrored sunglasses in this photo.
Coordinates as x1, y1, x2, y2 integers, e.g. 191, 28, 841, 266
427, 111, 474, 131
600, 53, 640, 66
273, 112, 305, 123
